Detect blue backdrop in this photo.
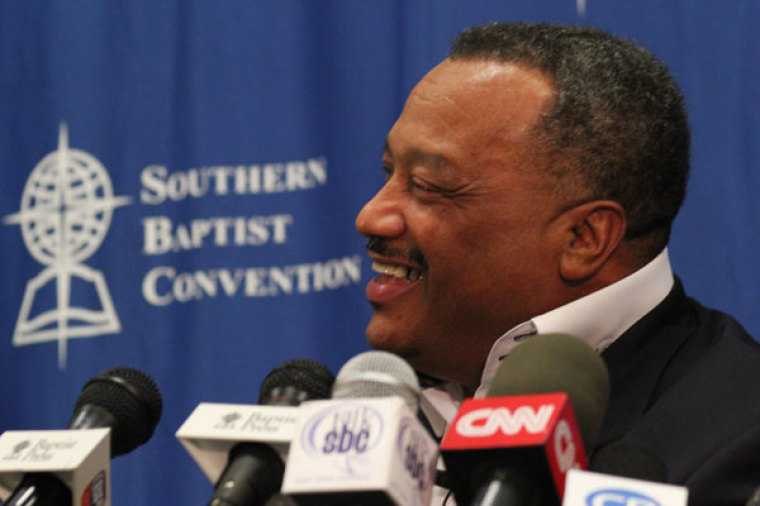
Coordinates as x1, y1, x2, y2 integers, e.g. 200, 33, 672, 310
2, 1, 759, 504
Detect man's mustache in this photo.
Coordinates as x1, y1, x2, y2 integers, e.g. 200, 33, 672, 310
366, 237, 428, 271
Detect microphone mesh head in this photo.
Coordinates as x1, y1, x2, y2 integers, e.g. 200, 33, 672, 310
331, 351, 420, 412
73, 367, 163, 457
258, 358, 335, 404
487, 333, 609, 452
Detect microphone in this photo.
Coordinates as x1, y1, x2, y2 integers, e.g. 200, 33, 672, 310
563, 468, 688, 506
330, 349, 420, 410
68, 366, 163, 456
258, 358, 335, 407
563, 441, 687, 505
281, 350, 439, 506
3, 366, 163, 506
440, 333, 610, 506
207, 358, 335, 506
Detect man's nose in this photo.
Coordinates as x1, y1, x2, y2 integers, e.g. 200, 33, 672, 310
355, 185, 405, 239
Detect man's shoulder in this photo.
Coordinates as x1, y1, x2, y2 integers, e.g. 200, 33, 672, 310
670, 298, 760, 395
680, 290, 760, 374
620, 290, 760, 501
644, 285, 760, 407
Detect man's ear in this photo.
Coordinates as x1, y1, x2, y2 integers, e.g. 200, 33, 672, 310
559, 200, 626, 282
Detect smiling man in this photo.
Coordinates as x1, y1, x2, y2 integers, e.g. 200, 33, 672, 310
356, 23, 760, 504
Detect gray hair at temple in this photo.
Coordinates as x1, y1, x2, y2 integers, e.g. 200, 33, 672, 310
450, 23, 690, 265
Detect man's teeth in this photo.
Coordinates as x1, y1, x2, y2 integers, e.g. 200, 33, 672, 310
372, 262, 422, 281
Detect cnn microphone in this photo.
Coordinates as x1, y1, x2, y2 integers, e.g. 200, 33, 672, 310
281, 350, 439, 506
440, 333, 610, 506
205, 358, 335, 506
2, 366, 163, 506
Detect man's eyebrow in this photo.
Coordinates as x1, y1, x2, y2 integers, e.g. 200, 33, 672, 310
383, 139, 453, 171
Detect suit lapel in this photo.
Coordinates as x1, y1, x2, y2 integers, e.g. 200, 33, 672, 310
596, 279, 697, 448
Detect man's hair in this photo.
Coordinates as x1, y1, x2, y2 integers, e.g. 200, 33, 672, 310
450, 23, 690, 262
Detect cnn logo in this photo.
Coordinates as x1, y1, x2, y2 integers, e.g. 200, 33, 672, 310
455, 405, 555, 437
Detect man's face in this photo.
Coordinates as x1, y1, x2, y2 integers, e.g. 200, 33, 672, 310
355, 59, 572, 389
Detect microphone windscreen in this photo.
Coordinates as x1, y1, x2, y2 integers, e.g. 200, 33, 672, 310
331, 350, 420, 412
590, 440, 668, 483
486, 333, 609, 452
72, 366, 162, 456
258, 358, 335, 405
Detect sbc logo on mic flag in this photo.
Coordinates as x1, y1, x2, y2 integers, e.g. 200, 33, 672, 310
282, 397, 438, 506
300, 402, 385, 475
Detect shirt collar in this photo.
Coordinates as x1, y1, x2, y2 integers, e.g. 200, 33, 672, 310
474, 248, 674, 398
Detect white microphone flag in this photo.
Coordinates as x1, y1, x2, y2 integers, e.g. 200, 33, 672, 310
176, 402, 299, 483
282, 397, 438, 506
563, 468, 688, 506
0, 427, 110, 506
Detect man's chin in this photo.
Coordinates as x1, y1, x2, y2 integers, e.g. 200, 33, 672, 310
367, 334, 412, 357
366, 329, 419, 364
368, 336, 467, 387
371, 340, 452, 384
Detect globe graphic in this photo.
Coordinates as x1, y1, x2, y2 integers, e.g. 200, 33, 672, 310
19, 148, 117, 266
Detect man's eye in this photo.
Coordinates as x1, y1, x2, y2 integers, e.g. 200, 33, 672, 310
411, 179, 433, 192
381, 165, 393, 181
410, 177, 441, 193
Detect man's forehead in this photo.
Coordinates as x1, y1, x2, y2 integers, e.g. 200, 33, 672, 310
423, 58, 553, 96
386, 59, 553, 166
406, 59, 554, 132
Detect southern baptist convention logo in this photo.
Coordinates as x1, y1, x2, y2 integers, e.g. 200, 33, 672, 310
301, 403, 385, 476
3, 124, 130, 369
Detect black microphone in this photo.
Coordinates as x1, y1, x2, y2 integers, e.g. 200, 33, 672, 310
441, 333, 610, 506
258, 358, 334, 407
208, 358, 334, 506
4, 366, 163, 506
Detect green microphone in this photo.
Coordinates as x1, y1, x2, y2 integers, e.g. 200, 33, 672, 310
487, 333, 610, 453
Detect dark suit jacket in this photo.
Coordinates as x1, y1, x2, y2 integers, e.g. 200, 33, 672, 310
598, 279, 760, 505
